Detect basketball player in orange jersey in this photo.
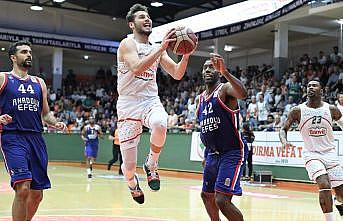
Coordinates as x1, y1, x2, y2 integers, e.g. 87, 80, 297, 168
280, 78, 343, 220
116, 4, 197, 204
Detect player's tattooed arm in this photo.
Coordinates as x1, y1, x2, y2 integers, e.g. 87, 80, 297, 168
330, 105, 343, 129
279, 107, 300, 146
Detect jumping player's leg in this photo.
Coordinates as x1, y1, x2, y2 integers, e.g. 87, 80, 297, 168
26, 190, 43, 221
120, 147, 138, 188
143, 107, 168, 191
146, 110, 168, 167
120, 146, 144, 204
12, 181, 31, 221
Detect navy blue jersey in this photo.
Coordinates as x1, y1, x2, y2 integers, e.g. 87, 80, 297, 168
198, 84, 244, 152
84, 124, 101, 145
0, 73, 43, 132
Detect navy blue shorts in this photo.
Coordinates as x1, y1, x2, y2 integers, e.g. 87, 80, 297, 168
84, 142, 98, 158
0, 131, 51, 190
202, 144, 248, 196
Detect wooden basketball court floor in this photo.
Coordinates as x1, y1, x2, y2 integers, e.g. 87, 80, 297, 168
0, 163, 341, 221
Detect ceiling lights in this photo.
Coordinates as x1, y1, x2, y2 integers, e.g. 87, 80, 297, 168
53, 0, 66, 2
30, 5, 43, 11
224, 45, 233, 52
337, 19, 343, 25
30, 0, 43, 11
151, 1, 163, 7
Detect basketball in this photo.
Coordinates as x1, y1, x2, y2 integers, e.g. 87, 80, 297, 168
168, 27, 197, 55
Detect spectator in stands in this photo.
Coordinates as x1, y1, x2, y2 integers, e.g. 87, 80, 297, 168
187, 97, 197, 122
273, 114, 283, 131
49, 89, 56, 103
257, 94, 269, 126
326, 65, 340, 92
82, 94, 94, 111
288, 72, 301, 103
167, 109, 178, 129
259, 114, 275, 131
318, 51, 328, 66
180, 119, 194, 133
238, 99, 248, 121
247, 96, 258, 129
330, 46, 343, 65
324, 85, 336, 103
283, 96, 296, 118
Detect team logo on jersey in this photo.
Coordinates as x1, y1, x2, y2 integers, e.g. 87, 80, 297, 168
309, 127, 327, 137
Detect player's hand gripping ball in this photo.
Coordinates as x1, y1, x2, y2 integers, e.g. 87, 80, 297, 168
168, 26, 197, 55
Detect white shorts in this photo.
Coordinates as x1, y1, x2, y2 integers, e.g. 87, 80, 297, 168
304, 150, 343, 188
116, 95, 167, 150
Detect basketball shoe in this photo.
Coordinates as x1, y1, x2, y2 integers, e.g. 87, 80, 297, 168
129, 174, 144, 204
143, 160, 160, 191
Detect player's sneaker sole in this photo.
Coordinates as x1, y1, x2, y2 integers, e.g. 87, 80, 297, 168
143, 163, 160, 191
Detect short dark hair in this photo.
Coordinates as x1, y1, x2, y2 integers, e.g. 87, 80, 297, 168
8, 40, 32, 61
126, 4, 148, 23
308, 77, 322, 88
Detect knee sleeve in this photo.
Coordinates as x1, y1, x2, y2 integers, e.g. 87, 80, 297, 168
149, 111, 168, 147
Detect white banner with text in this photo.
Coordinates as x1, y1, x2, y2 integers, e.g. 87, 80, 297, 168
190, 131, 343, 167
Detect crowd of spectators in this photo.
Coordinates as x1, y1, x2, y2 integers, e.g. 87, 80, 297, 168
45, 46, 343, 133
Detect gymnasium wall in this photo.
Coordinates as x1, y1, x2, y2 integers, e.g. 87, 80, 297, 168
0, 133, 309, 181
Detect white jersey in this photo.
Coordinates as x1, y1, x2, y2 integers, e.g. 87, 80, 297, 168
298, 102, 336, 152
117, 38, 160, 97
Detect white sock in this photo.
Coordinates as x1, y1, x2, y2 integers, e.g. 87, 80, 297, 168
87, 168, 91, 175
324, 212, 334, 221
146, 149, 160, 169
